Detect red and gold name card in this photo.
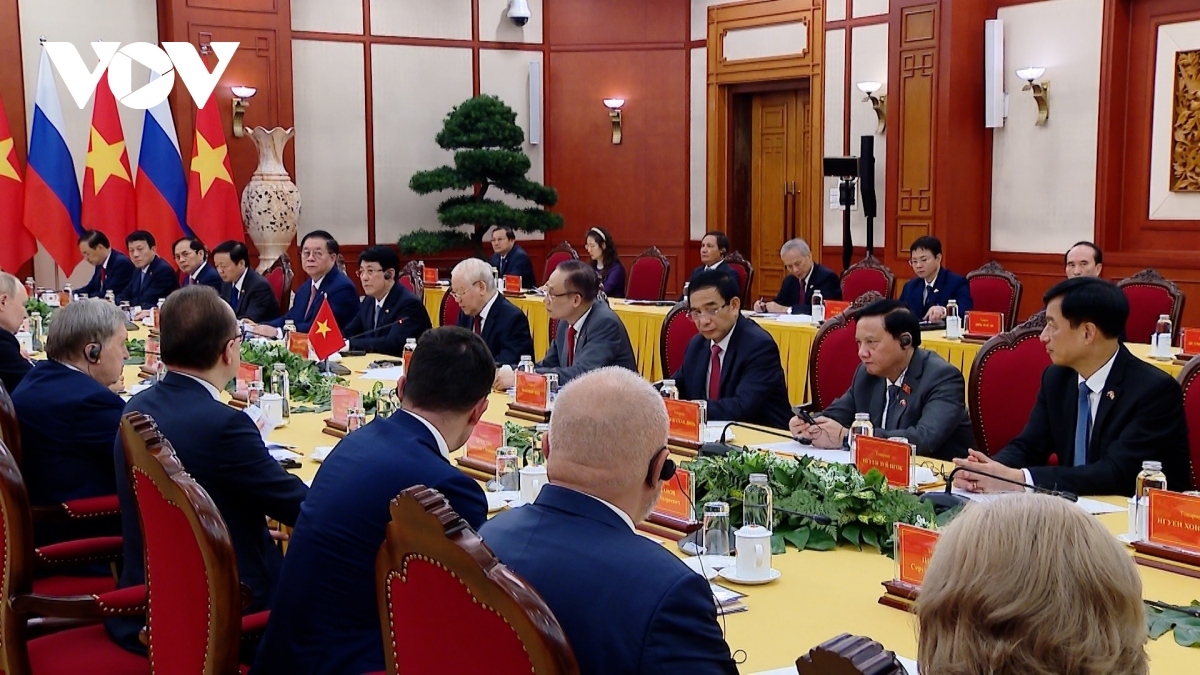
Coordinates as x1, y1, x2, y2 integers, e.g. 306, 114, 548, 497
966, 311, 1004, 337
465, 421, 505, 465
235, 363, 262, 396
515, 372, 549, 409
653, 467, 695, 523
665, 399, 702, 444
1147, 489, 1200, 554
1181, 328, 1200, 355
422, 267, 439, 285
504, 275, 522, 293
330, 385, 362, 425
895, 523, 939, 587
145, 336, 160, 369
288, 331, 310, 358
824, 300, 851, 317
856, 436, 912, 488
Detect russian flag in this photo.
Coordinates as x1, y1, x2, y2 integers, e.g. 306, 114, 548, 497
23, 47, 82, 271
135, 70, 189, 248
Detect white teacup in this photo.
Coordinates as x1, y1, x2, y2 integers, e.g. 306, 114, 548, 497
15, 331, 33, 354
519, 465, 548, 504
259, 393, 286, 426
734, 525, 772, 581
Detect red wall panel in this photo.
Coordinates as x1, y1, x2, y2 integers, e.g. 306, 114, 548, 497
546, 0, 688, 46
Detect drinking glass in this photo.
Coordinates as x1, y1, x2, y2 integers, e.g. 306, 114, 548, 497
702, 501, 732, 556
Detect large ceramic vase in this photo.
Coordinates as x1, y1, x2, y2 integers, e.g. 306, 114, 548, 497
241, 126, 301, 271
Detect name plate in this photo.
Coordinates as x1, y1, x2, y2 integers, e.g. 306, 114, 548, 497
330, 385, 362, 426
855, 436, 912, 488
1181, 328, 1200, 355
515, 372, 549, 409
465, 421, 505, 465
1147, 489, 1200, 554
894, 523, 939, 587
824, 300, 850, 317
235, 363, 262, 397
652, 467, 695, 523
966, 311, 1004, 337
422, 267, 439, 285
288, 331, 310, 358
504, 275, 522, 293
665, 399, 702, 444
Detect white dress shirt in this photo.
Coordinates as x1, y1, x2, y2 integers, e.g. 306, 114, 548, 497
881, 369, 908, 425
174, 372, 221, 401
190, 261, 210, 283
705, 321, 736, 388
478, 291, 500, 331
400, 409, 451, 460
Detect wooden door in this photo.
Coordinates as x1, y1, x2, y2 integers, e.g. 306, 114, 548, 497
749, 89, 810, 301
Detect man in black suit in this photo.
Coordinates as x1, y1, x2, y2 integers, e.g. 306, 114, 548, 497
212, 240, 280, 323
754, 238, 842, 314
672, 270, 792, 428
252, 230, 359, 335
114, 230, 179, 307
109, 286, 308, 654
686, 231, 741, 290
343, 245, 431, 356
173, 236, 223, 291
489, 225, 537, 289
451, 257, 533, 367
790, 299, 974, 460
77, 230, 135, 299
953, 277, 1192, 496
0, 273, 31, 395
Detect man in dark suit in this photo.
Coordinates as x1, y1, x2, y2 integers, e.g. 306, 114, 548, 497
0, 273, 32, 395
212, 240, 280, 323
251, 230, 359, 336
77, 230, 135, 298
686, 230, 741, 290
343, 245, 431, 356
495, 260, 637, 389
481, 368, 738, 675
897, 235, 972, 322
114, 230, 179, 307
953, 277, 1192, 496
109, 286, 308, 654
754, 238, 842, 314
1065, 240, 1103, 279
451, 257, 533, 367
489, 225, 537, 289
173, 236, 223, 291
252, 327, 495, 675
673, 270, 792, 428
790, 299, 974, 460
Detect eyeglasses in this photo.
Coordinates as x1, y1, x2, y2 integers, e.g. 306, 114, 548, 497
909, 257, 933, 266
301, 249, 327, 259
542, 286, 579, 299
449, 281, 483, 300
358, 266, 384, 278
688, 304, 729, 320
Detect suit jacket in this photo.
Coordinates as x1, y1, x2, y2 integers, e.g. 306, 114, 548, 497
480, 485, 738, 675
537, 300, 637, 384
223, 268, 280, 323
671, 316, 792, 429
455, 293, 534, 367
898, 267, 973, 319
490, 244, 537, 289
266, 266, 359, 332
343, 283, 432, 357
181, 260, 223, 292
0, 330, 32, 396
992, 345, 1192, 495
595, 261, 626, 298
773, 264, 843, 314
821, 349, 974, 460
115, 255, 179, 307
251, 411, 486, 675
78, 250, 135, 298
687, 261, 741, 289
109, 373, 308, 652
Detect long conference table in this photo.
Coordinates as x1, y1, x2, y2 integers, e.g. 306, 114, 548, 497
423, 287, 1184, 404
113, 337, 1200, 674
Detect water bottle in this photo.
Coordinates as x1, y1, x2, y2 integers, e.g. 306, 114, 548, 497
811, 289, 825, 324
119, 302, 132, 322
247, 380, 263, 407
402, 338, 417, 374
271, 363, 290, 421
534, 423, 551, 464
945, 299, 962, 339
659, 379, 679, 400
283, 319, 296, 345
24, 277, 35, 297
346, 407, 366, 433
492, 266, 500, 283
516, 355, 535, 374
848, 412, 874, 463
29, 311, 42, 343
1134, 461, 1167, 541
374, 388, 395, 420
417, 260, 426, 281
743, 473, 774, 530
1153, 314, 1173, 360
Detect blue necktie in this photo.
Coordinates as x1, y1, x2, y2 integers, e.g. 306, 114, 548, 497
1074, 384, 1091, 467
230, 286, 240, 310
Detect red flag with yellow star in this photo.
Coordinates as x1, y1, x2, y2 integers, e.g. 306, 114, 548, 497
81, 71, 136, 247
186, 88, 242, 244
0, 93, 36, 272
309, 296, 345, 361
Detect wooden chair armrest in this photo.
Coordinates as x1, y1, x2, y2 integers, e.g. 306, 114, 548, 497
35, 536, 123, 570
11, 584, 147, 620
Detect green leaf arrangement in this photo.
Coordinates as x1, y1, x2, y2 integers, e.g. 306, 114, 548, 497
237, 341, 382, 411
685, 449, 936, 556
124, 338, 146, 366
1146, 600, 1200, 648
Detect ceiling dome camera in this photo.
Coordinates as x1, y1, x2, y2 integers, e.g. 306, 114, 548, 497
508, 0, 531, 27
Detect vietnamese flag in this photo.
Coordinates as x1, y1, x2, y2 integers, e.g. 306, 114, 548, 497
0, 93, 36, 272
309, 297, 345, 361
82, 71, 136, 246
186, 88, 242, 244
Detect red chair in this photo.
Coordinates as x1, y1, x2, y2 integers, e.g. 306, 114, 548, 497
400, 261, 425, 303
264, 253, 294, 315
376, 485, 579, 674
1177, 357, 1200, 490
544, 242, 579, 282
807, 292, 883, 409
440, 289, 462, 328
840, 255, 896, 302
625, 247, 670, 301
1118, 269, 1185, 344
723, 251, 753, 304
659, 301, 699, 378
966, 261, 1023, 330
548, 315, 559, 349
968, 320, 1052, 456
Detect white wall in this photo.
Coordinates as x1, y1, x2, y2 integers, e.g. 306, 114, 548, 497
479, 48, 545, 239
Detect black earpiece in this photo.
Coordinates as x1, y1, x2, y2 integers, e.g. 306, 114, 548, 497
384, 270, 394, 281
85, 343, 102, 363
645, 448, 677, 487
660, 458, 677, 481
899, 333, 912, 349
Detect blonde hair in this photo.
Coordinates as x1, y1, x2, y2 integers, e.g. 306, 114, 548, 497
916, 494, 1147, 675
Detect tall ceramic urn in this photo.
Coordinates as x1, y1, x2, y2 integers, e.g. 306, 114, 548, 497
242, 126, 301, 271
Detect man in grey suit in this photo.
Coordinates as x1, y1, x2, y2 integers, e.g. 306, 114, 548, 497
788, 299, 973, 460
494, 260, 637, 389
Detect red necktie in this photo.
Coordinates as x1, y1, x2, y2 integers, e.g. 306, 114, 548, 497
566, 326, 577, 367
473, 315, 481, 335
709, 343, 722, 399
99, 266, 107, 285
798, 278, 806, 304
305, 283, 318, 316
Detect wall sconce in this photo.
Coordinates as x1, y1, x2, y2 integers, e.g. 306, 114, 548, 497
230, 85, 257, 138
856, 81, 886, 134
602, 98, 624, 145
1015, 67, 1049, 126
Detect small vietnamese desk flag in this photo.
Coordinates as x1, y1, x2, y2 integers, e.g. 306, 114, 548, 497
82, 70, 136, 245
0, 91, 36, 272
309, 297, 345, 361
187, 85, 242, 244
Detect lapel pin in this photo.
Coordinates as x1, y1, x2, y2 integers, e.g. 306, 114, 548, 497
1106, 390, 1115, 400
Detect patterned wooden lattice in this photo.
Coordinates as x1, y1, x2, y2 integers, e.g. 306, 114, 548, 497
1171, 49, 1200, 193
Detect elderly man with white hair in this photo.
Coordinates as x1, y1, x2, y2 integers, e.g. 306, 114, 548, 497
480, 367, 738, 675
0, 272, 31, 394
754, 238, 842, 314
451, 257, 533, 368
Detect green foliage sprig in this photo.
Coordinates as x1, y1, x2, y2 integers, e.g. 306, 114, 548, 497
1147, 600, 1200, 648
238, 341, 381, 411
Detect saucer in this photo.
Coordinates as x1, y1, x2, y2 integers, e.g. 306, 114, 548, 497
683, 555, 734, 580
717, 566, 781, 585
1116, 532, 1141, 546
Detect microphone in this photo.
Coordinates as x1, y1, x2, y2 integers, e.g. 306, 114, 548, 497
699, 421, 799, 457
343, 320, 401, 342
922, 465, 1079, 514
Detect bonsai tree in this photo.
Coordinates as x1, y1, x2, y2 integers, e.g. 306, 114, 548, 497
400, 95, 563, 256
